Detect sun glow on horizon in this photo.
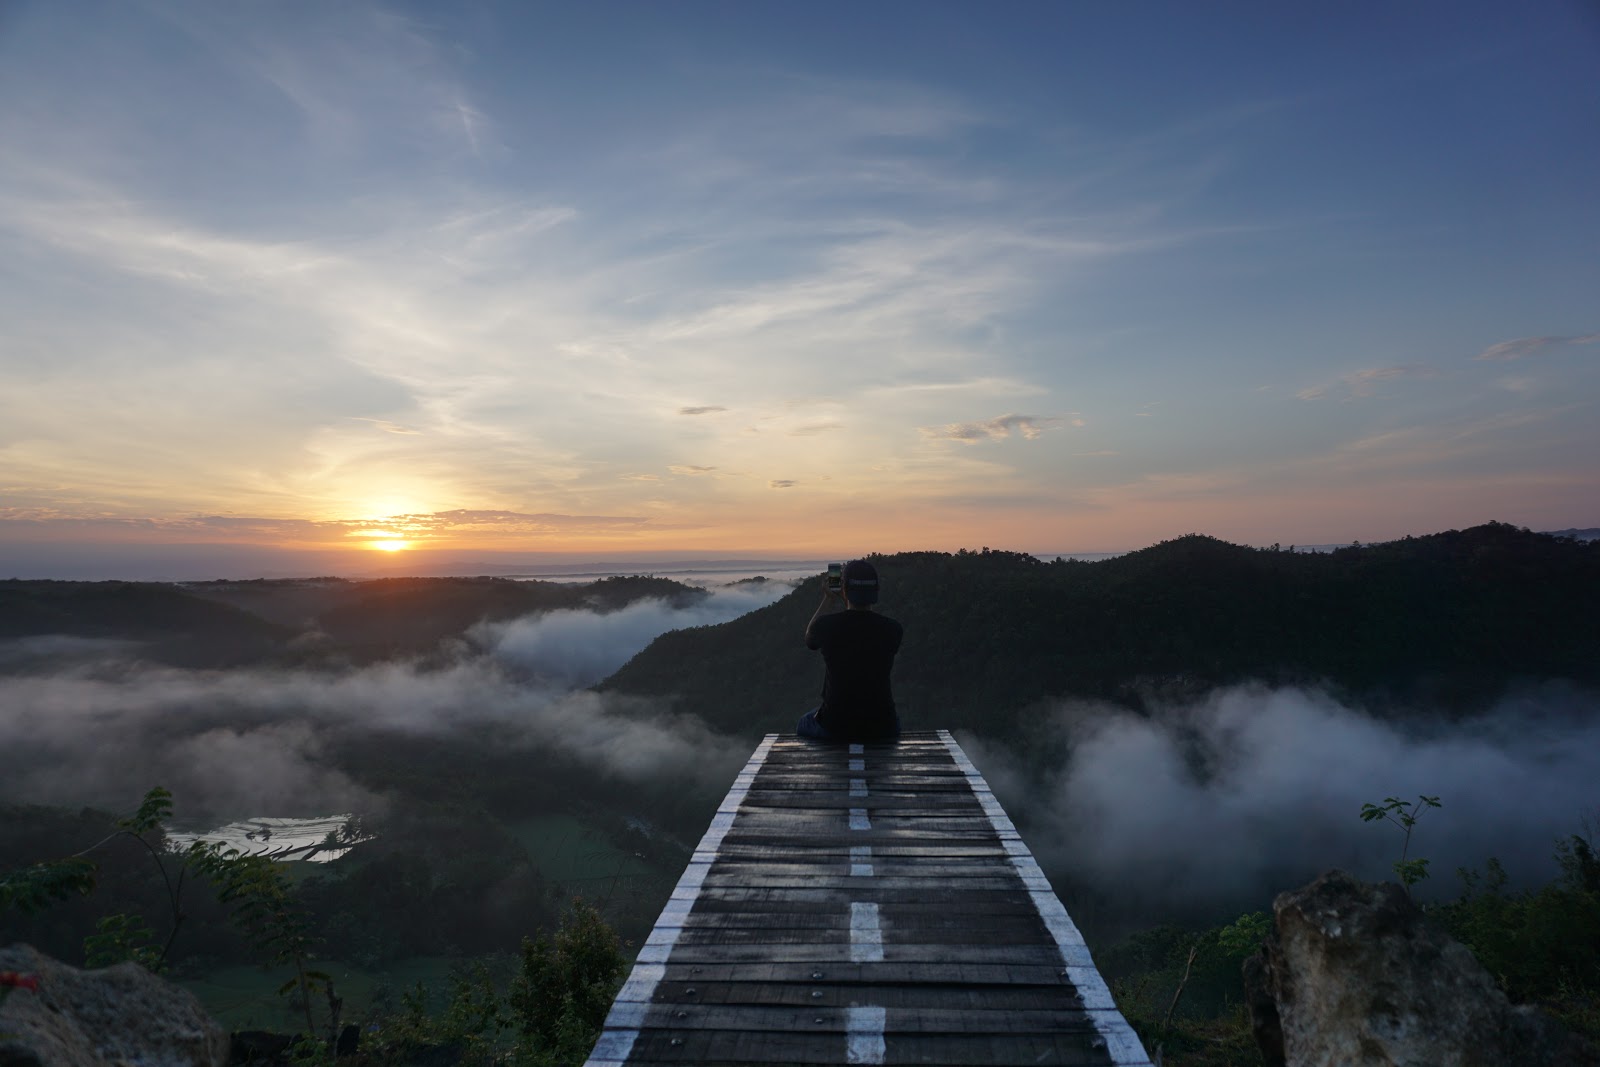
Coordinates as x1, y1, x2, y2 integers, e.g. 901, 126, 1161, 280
369, 539, 409, 552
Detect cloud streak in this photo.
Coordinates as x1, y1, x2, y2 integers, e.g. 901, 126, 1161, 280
1474, 334, 1600, 362
1296, 365, 1436, 401
921, 413, 1060, 443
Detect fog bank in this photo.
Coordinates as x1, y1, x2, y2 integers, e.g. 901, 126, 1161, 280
0, 591, 781, 823
961, 684, 1600, 920
476, 583, 786, 688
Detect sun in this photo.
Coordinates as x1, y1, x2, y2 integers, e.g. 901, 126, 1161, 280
369, 540, 409, 552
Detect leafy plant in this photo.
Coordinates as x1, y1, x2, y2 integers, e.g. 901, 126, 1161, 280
184, 841, 329, 1038
509, 896, 626, 1063
1361, 794, 1441, 893
82, 912, 162, 970
0, 857, 98, 915
1216, 911, 1270, 958
1436, 827, 1600, 1036
0, 787, 337, 1046
1, 788, 189, 970
358, 900, 626, 1066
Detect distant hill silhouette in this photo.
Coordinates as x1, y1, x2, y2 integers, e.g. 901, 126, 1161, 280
0, 574, 706, 669
599, 523, 1600, 741
0, 580, 293, 668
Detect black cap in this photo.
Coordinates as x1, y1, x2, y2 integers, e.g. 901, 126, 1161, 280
842, 559, 879, 605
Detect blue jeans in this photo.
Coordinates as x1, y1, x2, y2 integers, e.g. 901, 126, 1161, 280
795, 707, 833, 740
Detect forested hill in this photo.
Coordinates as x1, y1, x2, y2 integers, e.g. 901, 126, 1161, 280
599, 523, 1600, 741
0, 573, 705, 668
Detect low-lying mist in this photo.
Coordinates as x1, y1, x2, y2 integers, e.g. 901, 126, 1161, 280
5, 578, 1597, 933
475, 583, 783, 688
0, 586, 787, 825
961, 683, 1600, 923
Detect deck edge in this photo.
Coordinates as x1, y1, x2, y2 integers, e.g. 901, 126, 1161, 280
582, 732, 780, 1066
937, 729, 1155, 1067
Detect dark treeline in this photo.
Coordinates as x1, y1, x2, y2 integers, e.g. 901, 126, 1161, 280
0, 573, 707, 668
602, 522, 1600, 742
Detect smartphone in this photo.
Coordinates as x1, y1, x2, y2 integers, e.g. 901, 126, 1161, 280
826, 563, 843, 591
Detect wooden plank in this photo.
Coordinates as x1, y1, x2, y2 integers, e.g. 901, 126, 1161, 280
604, 1028, 1121, 1066
632, 943, 1073, 965
681, 887, 1042, 910
639, 961, 1113, 996
631, 980, 1093, 1011
701, 842, 1016, 859
585, 730, 1150, 1067
605, 1003, 1119, 1034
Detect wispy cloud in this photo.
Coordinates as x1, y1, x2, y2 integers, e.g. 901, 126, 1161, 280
678, 406, 726, 415
788, 422, 842, 437
920, 414, 1060, 443
768, 479, 798, 489
668, 465, 718, 476
1473, 334, 1600, 361
352, 418, 421, 435
1296, 365, 1436, 401
862, 377, 1049, 399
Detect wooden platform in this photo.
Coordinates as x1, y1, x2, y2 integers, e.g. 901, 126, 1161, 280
585, 730, 1151, 1066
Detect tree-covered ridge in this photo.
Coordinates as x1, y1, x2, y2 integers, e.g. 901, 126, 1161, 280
0, 580, 294, 667
0, 573, 708, 669
599, 523, 1600, 741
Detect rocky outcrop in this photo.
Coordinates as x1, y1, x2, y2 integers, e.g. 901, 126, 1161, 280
0, 943, 229, 1067
1244, 870, 1597, 1067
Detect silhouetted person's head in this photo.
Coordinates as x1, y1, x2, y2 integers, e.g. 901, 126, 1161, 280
842, 559, 879, 609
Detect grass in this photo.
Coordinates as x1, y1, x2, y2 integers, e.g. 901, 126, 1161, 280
507, 814, 658, 887
177, 955, 477, 1033
1126, 1007, 1263, 1067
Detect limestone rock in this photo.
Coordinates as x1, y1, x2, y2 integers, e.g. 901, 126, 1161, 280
1244, 870, 1597, 1067
0, 943, 228, 1067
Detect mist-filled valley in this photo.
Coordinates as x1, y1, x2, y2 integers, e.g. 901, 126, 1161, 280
3, 522, 1599, 1046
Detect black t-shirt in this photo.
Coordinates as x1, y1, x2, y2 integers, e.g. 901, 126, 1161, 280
805, 609, 903, 739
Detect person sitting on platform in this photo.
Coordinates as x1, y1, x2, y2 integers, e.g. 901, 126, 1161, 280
797, 558, 903, 743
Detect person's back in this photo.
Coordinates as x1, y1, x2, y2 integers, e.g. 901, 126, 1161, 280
798, 559, 903, 743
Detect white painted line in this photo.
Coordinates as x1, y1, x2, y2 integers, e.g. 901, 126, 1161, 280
849, 758, 865, 771
603, 1001, 648, 1028
849, 807, 871, 831
849, 743, 865, 754
610, 963, 665, 1003
650, 900, 694, 925
850, 846, 872, 862
850, 777, 868, 798
846, 1005, 887, 1064
583, 733, 778, 1067
1061, 967, 1120, 1010
587, 1030, 640, 1065
850, 863, 875, 877
936, 730, 1153, 1067
850, 901, 884, 962
674, 862, 711, 894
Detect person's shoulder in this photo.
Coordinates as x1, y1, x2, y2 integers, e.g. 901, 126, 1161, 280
873, 612, 904, 635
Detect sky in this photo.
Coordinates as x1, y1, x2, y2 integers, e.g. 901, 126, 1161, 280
2, 1, 1598, 577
